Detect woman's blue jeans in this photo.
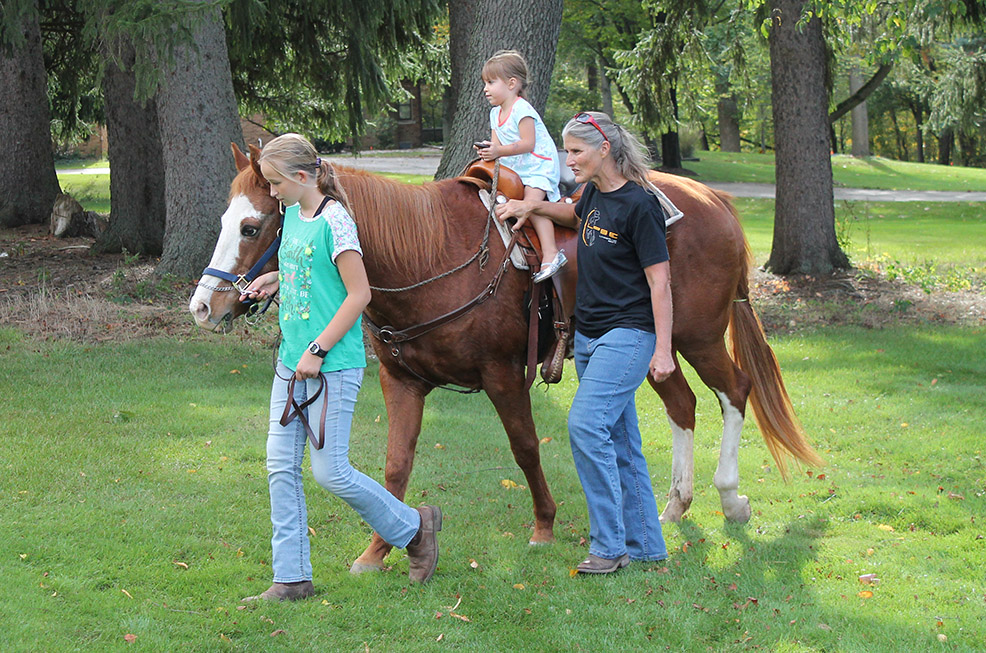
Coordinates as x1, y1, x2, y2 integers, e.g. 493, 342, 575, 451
569, 328, 668, 561
266, 361, 420, 582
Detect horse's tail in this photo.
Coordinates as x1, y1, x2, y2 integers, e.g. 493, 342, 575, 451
723, 197, 824, 480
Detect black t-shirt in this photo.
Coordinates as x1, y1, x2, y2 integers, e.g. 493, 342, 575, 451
573, 181, 669, 338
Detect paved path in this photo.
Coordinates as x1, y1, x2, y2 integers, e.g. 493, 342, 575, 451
59, 155, 986, 202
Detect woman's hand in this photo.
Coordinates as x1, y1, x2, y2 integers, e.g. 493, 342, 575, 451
649, 348, 675, 383
294, 351, 322, 381
239, 271, 279, 303
495, 199, 533, 231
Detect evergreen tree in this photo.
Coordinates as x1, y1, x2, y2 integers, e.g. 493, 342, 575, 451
0, 0, 61, 227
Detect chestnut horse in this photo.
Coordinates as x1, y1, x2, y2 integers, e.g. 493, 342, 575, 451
189, 144, 821, 572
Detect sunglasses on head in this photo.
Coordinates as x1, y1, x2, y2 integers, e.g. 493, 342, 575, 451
574, 112, 609, 143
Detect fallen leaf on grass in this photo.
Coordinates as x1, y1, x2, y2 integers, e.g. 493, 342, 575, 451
121, 589, 133, 599
123, 634, 137, 643
436, 634, 444, 642
500, 479, 518, 489
857, 590, 874, 598
450, 612, 471, 622
877, 524, 894, 532
173, 561, 189, 569
270, 630, 285, 637
469, 559, 479, 569
569, 568, 578, 578
947, 492, 964, 500
858, 573, 880, 585
513, 583, 525, 590
540, 437, 552, 444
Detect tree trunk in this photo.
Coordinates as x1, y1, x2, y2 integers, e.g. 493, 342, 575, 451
94, 40, 166, 255
889, 110, 908, 161
599, 58, 614, 118
660, 132, 682, 169
910, 107, 924, 163
766, 0, 848, 275
716, 78, 741, 152
660, 86, 682, 169
0, 2, 61, 227
435, 0, 563, 179
155, 4, 243, 277
849, 68, 870, 157
938, 127, 953, 166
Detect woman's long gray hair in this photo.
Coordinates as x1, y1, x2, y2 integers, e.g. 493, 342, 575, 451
561, 111, 657, 194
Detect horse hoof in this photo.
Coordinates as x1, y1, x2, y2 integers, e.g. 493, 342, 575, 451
723, 496, 752, 523
660, 507, 685, 524
528, 538, 554, 547
349, 561, 385, 575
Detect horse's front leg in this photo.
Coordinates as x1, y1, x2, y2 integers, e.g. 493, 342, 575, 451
484, 365, 556, 544
350, 365, 427, 574
647, 360, 697, 523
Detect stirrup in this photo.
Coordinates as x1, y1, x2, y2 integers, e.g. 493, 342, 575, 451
540, 328, 569, 384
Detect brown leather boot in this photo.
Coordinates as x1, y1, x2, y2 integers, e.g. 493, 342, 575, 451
406, 505, 442, 583
241, 580, 315, 602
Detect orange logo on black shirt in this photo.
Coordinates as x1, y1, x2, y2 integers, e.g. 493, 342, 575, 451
582, 208, 619, 246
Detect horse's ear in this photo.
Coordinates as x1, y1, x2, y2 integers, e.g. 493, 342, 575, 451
247, 144, 267, 185
232, 142, 250, 171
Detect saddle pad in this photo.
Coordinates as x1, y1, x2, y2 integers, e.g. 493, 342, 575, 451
479, 190, 530, 271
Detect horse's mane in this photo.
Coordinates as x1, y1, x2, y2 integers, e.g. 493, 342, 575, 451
334, 166, 449, 276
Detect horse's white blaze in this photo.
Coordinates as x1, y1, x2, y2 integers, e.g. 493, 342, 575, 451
662, 416, 695, 521
188, 194, 261, 325
712, 388, 750, 520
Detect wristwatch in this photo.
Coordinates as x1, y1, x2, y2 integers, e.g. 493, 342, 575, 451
307, 341, 328, 358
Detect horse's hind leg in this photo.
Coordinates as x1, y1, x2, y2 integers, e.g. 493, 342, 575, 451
682, 343, 753, 523
351, 366, 427, 574
646, 355, 697, 523
484, 367, 556, 544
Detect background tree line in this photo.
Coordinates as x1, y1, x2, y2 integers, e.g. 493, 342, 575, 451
2, 0, 985, 279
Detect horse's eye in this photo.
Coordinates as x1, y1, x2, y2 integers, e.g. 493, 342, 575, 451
241, 225, 260, 238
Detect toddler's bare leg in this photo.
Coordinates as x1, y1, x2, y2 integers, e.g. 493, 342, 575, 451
524, 187, 557, 265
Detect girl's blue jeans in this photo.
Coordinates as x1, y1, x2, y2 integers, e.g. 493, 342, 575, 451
266, 361, 420, 583
569, 328, 668, 561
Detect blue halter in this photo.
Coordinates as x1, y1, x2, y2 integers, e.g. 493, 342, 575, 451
198, 201, 287, 305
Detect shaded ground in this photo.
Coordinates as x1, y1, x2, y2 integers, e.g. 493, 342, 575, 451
1, 222, 983, 343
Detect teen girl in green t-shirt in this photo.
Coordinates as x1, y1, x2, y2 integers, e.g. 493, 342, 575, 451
240, 134, 441, 600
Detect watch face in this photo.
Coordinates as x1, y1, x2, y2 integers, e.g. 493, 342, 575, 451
308, 342, 319, 354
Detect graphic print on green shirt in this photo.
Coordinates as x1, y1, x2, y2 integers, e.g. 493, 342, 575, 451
277, 202, 366, 372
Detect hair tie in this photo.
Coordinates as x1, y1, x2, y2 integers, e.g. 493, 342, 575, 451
315, 157, 322, 168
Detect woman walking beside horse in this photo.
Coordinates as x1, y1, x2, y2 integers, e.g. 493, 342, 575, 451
239, 134, 442, 600
498, 112, 675, 574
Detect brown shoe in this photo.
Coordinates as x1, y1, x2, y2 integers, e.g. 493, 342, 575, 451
241, 580, 315, 602
406, 505, 442, 583
576, 553, 630, 575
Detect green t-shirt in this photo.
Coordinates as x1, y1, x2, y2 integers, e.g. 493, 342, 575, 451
277, 201, 366, 372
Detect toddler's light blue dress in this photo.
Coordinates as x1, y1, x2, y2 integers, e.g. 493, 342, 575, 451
491, 98, 561, 201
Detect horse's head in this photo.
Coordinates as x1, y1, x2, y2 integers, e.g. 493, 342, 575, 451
188, 143, 281, 330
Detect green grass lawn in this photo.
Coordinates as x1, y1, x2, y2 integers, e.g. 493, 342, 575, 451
1, 325, 983, 650
58, 173, 111, 214
687, 150, 986, 192
733, 198, 986, 264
